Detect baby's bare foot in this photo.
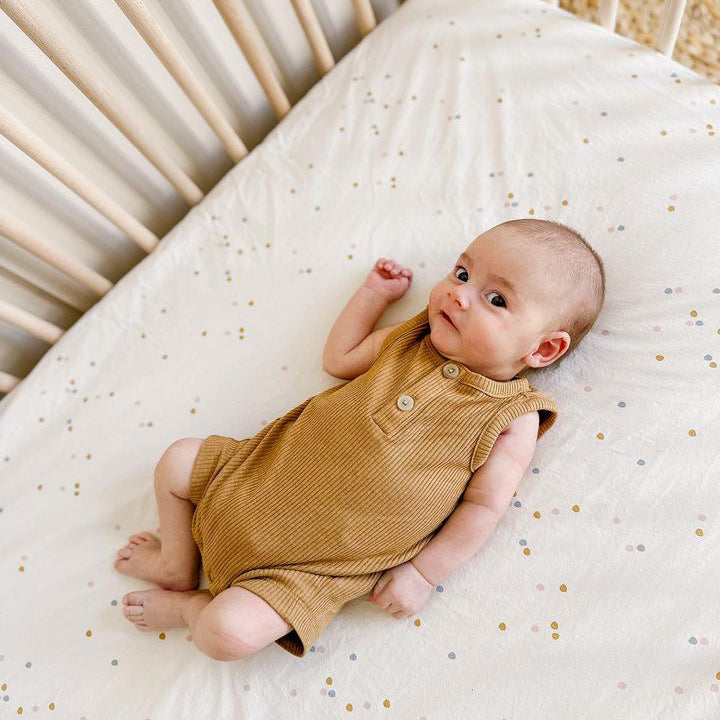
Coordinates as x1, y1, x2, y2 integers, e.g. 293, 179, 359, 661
114, 531, 198, 591
122, 588, 208, 631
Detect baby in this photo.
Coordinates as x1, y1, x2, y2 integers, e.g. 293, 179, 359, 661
114, 218, 605, 660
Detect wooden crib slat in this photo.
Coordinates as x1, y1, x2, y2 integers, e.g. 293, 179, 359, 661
0, 297, 64, 345
0, 210, 113, 300
289, 0, 335, 75
597, 0, 620, 30
656, 0, 689, 56
112, 0, 248, 163
0, 0, 204, 206
0, 103, 158, 255
0, 369, 21, 394
211, 0, 291, 120
351, 0, 377, 37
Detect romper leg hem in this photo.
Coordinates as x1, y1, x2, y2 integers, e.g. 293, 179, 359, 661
188, 434, 228, 506
230, 577, 325, 659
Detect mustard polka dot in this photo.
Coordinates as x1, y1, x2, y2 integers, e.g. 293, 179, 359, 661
668, 205, 675, 211
86, 630, 92, 637
522, 547, 531, 555
551, 632, 560, 640
551, 621, 558, 629
159, 632, 166, 640
695, 528, 704, 537
561, 199, 568, 206
596, 432, 604, 440
533, 510, 541, 518
325, 677, 333, 685
383, 699, 391, 708
688, 429, 696, 436
559, 584, 568, 592
345, 703, 353, 711
499, 622, 506, 630
571, 504, 580, 512
49, 703, 55, 710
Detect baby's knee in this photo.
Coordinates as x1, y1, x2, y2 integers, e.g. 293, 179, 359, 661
154, 438, 204, 495
193, 605, 259, 661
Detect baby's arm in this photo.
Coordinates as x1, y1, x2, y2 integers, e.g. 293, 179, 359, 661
323, 258, 412, 380
410, 412, 539, 586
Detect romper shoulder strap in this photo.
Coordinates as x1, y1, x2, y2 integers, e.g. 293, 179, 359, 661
378, 303, 429, 356
470, 390, 559, 472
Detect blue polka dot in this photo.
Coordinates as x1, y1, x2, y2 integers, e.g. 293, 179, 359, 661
531, 467, 540, 474
689, 636, 698, 644
3, 695, 8, 702
637, 544, 645, 551
328, 690, 336, 697
519, 539, 527, 546
436, 585, 445, 593
665, 288, 673, 294
618, 401, 626, 407
350, 653, 357, 661
712, 288, 719, 294
489, 172, 495, 177
511, 201, 518, 207
704, 355, 712, 361
617, 157, 624, 162
617, 225, 624, 231
25, 662, 31, 668
111, 659, 118, 666
111, 599, 118, 606
513, 500, 522, 507
637, 459, 645, 465
695, 320, 703, 325
601, 111, 608, 116
448, 651, 457, 659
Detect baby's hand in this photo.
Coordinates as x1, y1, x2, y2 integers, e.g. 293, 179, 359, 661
369, 561, 434, 619
363, 257, 413, 303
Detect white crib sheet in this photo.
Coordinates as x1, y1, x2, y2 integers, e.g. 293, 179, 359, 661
2, 0, 719, 716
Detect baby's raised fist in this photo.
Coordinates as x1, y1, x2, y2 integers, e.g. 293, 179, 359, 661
363, 257, 413, 302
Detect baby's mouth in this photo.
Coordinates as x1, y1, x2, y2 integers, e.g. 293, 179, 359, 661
441, 311, 457, 330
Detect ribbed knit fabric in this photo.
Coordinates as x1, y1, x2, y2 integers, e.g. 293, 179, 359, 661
187, 303, 558, 658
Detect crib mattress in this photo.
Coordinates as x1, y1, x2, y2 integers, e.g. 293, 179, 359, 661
2, 0, 719, 717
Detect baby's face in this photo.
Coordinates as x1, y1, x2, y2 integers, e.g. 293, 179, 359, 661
428, 226, 566, 380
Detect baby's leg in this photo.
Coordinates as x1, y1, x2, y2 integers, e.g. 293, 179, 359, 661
121, 586, 293, 661
114, 438, 203, 591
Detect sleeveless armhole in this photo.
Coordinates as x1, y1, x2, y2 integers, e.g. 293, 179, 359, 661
470, 391, 559, 472
378, 304, 429, 357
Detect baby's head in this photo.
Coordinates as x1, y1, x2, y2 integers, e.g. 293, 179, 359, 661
428, 219, 605, 381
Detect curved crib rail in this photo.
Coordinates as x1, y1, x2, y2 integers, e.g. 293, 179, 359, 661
0, 0, 694, 395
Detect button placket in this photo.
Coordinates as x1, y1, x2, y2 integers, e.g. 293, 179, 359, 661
372, 362, 463, 435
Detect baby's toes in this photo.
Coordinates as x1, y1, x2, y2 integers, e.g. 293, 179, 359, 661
116, 545, 133, 559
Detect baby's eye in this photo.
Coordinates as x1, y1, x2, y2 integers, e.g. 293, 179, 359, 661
486, 292, 507, 308
453, 266, 507, 308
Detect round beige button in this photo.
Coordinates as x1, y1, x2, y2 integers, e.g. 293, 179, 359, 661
397, 394, 414, 410
442, 363, 460, 378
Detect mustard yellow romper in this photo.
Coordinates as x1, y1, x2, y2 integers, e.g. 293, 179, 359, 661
188, 303, 559, 657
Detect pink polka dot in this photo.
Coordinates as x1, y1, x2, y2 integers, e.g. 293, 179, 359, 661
625, 545, 634, 551
653, 326, 661, 332
674, 686, 684, 694
600, 329, 609, 335
617, 681, 627, 689
536, 583, 545, 590
551, 508, 560, 515
698, 514, 706, 521
596, 206, 603, 212
700, 637, 709, 645
364, 702, 372, 709
675, 287, 683, 293
584, 385, 592, 392
612, 517, 621, 524
289, 689, 297, 697
531, 625, 539, 632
